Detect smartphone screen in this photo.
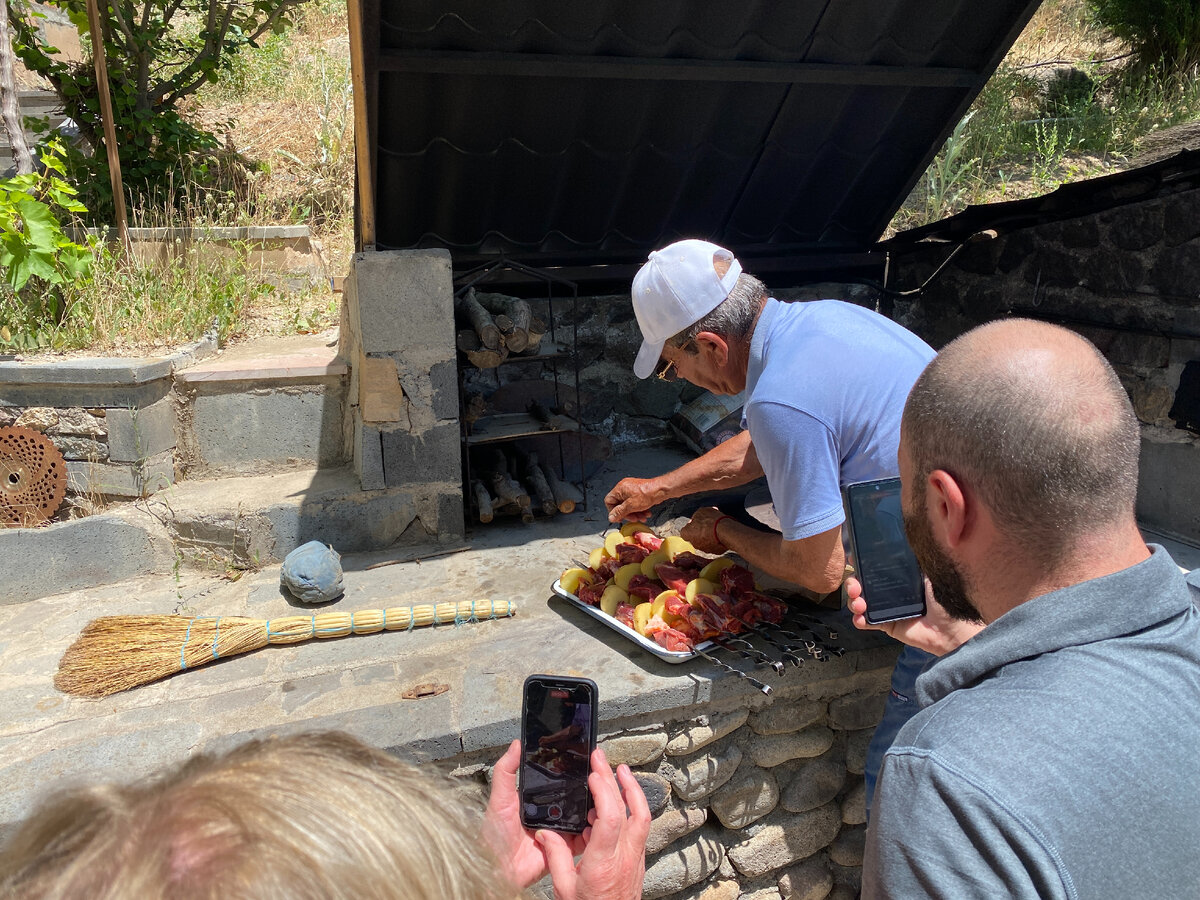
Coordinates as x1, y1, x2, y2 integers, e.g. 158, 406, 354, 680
844, 478, 926, 624
519, 675, 598, 834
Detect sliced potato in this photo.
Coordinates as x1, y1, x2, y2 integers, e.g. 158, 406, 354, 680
600, 584, 628, 617
698, 556, 735, 582
620, 522, 654, 538
588, 546, 609, 570
633, 602, 653, 635
684, 577, 717, 604
640, 548, 669, 578
604, 530, 624, 558
662, 535, 696, 560
651, 589, 679, 619
613, 563, 642, 591
560, 567, 592, 595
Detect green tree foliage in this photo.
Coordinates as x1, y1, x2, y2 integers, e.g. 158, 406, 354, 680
8, 0, 307, 219
1090, 0, 1200, 74
0, 138, 94, 350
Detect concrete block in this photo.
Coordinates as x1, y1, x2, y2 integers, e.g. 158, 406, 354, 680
360, 354, 405, 423
430, 358, 459, 421
67, 460, 142, 497
263, 487, 419, 556
352, 250, 455, 356
108, 397, 177, 462
0, 508, 174, 604
381, 421, 461, 487
355, 419, 386, 491
191, 383, 347, 472
1137, 436, 1200, 541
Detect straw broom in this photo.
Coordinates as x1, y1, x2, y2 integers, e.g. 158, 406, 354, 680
55, 599, 516, 698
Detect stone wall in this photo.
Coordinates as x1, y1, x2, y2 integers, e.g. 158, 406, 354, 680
887, 181, 1200, 542
441, 647, 898, 900
341, 249, 465, 541
531, 283, 881, 449
0, 341, 216, 517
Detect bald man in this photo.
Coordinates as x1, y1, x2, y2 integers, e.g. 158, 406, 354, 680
850, 320, 1200, 899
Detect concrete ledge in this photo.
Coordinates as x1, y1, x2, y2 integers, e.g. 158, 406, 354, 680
0, 327, 217, 387
177, 347, 348, 384
0, 506, 175, 605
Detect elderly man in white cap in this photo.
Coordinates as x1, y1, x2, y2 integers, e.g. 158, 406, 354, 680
605, 238, 935, 815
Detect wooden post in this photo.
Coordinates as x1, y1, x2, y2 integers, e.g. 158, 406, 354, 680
346, 0, 375, 249
83, 0, 129, 250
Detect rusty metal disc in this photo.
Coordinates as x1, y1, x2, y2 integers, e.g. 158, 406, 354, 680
0, 426, 68, 527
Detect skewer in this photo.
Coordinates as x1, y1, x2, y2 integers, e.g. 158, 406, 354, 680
706, 634, 786, 675
690, 645, 772, 694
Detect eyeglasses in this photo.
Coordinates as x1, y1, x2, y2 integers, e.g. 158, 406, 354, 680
654, 340, 694, 382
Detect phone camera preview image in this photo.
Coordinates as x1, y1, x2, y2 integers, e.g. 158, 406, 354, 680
845, 478, 926, 624
520, 679, 595, 833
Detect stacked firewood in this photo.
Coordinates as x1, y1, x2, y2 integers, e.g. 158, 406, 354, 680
469, 447, 584, 524
455, 289, 549, 368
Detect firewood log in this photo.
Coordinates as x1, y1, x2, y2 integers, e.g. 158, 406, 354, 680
545, 467, 584, 514
523, 315, 547, 354
456, 329, 481, 352
490, 470, 529, 509
515, 449, 556, 516
471, 479, 494, 523
456, 288, 501, 350
463, 392, 487, 428
465, 346, 508, 369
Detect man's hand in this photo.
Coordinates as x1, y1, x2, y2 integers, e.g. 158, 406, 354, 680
537, 747, 651, 900
481, 740, 550, 890
605, 477, 665, 524
846, 577, 984, 656
679, 506, 728, 555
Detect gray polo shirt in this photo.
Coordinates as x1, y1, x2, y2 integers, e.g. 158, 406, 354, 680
864, 545, 1200, 899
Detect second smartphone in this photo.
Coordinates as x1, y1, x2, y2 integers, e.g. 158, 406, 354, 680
519, 674, 598, 834
843, 477, 926, 624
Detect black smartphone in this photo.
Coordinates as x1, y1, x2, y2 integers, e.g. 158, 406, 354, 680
843, 477, 926, 624
519, 674, 598, 834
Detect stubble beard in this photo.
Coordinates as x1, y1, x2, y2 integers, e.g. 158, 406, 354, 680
903, 490, 986, 625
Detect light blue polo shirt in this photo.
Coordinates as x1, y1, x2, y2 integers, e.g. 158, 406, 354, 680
743, 299, 935, 542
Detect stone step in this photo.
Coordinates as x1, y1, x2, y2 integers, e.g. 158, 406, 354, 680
174, 340, 350, 477
156, 465, 454, 569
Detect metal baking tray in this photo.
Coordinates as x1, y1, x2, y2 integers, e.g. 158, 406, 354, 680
551, 579, 713, 664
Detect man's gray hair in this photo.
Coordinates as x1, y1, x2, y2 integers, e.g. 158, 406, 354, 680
667, 273, 766, 348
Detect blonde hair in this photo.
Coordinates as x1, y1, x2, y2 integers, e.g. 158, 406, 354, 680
0, 731, 516, 900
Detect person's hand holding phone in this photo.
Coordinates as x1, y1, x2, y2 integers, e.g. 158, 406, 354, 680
847, 576, 984, 656
537, 746, 651, 900
482, 739, 555, 891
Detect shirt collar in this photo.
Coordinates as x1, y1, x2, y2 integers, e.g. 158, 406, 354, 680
744, 297, 778, 404
917, 544, 1192, 706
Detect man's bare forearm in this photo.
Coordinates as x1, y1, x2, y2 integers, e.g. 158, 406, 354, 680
716, 519, 845, 595
657, 430, 762, 500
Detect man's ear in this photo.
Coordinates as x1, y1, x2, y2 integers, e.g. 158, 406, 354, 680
694, 331, 729, 367
927, 469, 969, 548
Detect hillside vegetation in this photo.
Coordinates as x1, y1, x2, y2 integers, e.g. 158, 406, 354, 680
3, 0, 1197, 355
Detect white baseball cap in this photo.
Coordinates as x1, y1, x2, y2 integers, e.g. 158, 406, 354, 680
630, 239, 743, 379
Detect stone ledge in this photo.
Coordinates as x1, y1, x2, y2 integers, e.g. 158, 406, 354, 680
177, 347, 349, 384
0, 327, 217, 385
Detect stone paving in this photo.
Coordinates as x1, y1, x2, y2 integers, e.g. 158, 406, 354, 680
0, 447, 894, 833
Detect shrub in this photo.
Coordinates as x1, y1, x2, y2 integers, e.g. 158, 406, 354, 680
1089, 0, 1200, 74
